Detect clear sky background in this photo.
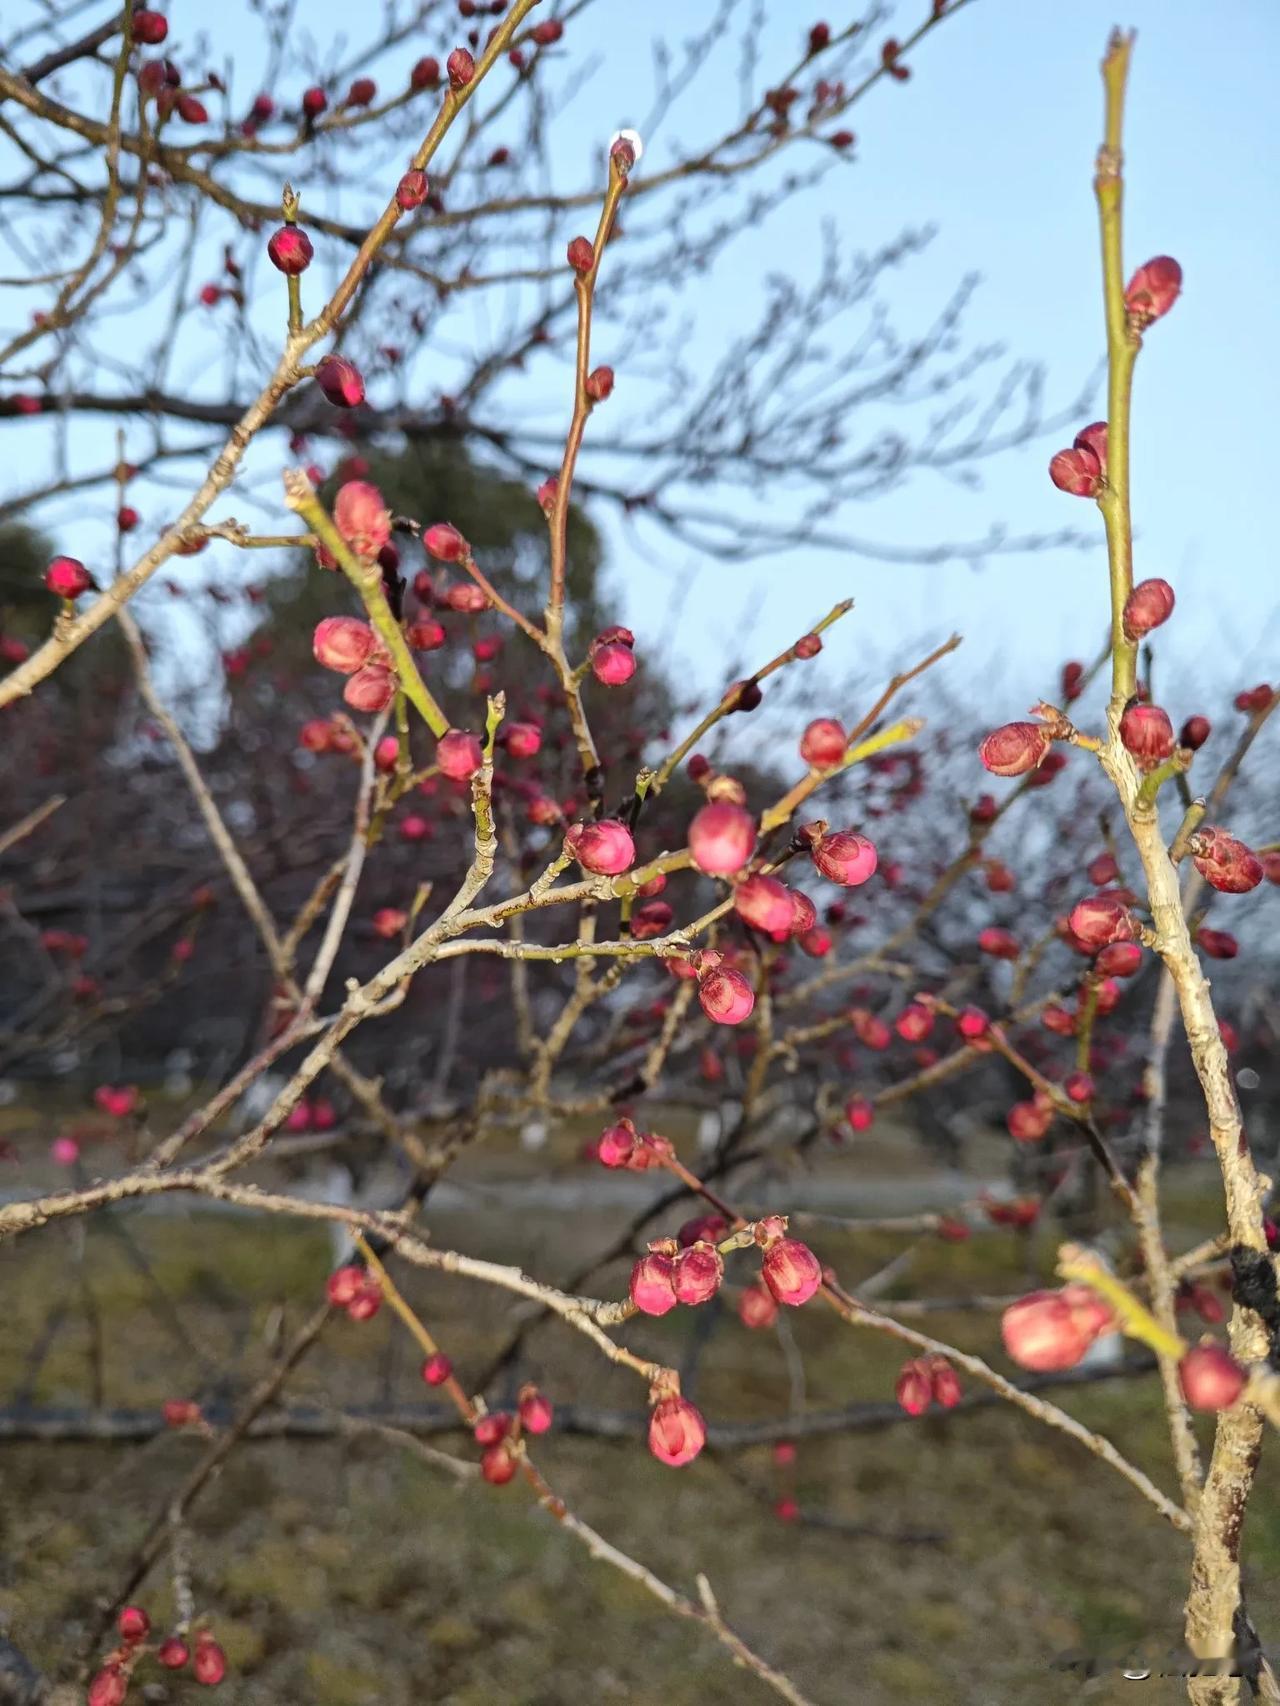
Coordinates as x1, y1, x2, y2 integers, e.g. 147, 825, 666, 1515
4, 0, 1278, 718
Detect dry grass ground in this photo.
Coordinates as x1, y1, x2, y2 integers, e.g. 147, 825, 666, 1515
1, 1106, 1275, 1705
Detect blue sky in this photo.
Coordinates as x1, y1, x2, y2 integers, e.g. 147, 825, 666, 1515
4, 0, 1278, 720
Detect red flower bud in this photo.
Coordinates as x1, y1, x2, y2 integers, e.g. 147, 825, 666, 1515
738, 1281, 778, 1329
1122, 577, 1175, 639
1178, 1343, 1246, 1412
1073, 420, 1108, 474
1180, 714, 1211, 750
193, 1634, 227, 1684
597, 1122, 637, 1167
132, 9, 168, 43
1125, 255, 1182, 327
845, 1095, 874, 1132
1049, 444, 1103, 497
1068, 893, 1136, 950
1191, 827, 1264, 894
956, 1005, 990, 1040
565, 818, 634, 875
447, 47, 475, 89
1119, 702, 1175, 765
1007, 1100, 1052, 1143
688, 800, 756, 875
810, 829, 877, 887
481, 1441, 519, 1484
648, 1394, 706, 1467
1064, 1070, 1094, 1104
45, 555, 95, 597
421, 1354, 453, 1392
673, 1241, 725, 1305
1096, 940, 1142, 977
410, 57, 440, 89
630, 900, 674, 940
591, 633, 635, 685
176, 94, 209, 123
313, 615, 375, 674
345, 77, 376, 108
436, 729, 483, 780
158, 1636, 190, 1668
794, 632, 822, 658
531, 18, 564, 45
977, 926, 1019, 961
1086, 852, 1118, 886
119, 1605, 151, 1641
800, 717, 846, 767
566, 235, 594, 273
929, 1356, 962, 1409
979, 721, 1051, 777
1196, 927, 1238, 961
302, 86, 327, 117
895, 1002, 934, 1043
585, 365, 614, 401
396, 169, 429, 210
1234, 683, 1275, 714
761, 1237, 822, 1306
88, 1668, 128, 1706
315, 355, 365, 408
268, 225, 313, 274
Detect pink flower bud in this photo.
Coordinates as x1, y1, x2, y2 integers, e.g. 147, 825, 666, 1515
158, 1636, 190, 1668
566, 818, 635, 875
634, 1255, 682, 1317
343, 664, 396, 712
447, 47, 475, 89
977, 926, 1019, 961
267, 225, 313, 274
176, 93, 209, 123
698, 965, 755, 1025
193, 1634, 227, 1685
738, 1281, 779, 1329
479, 1440, 519, 1486
788, 890, 817, 936
1073, 420, 1108, 474
597, 1121, 637, 1167
1122, 577, 1175, 639
1086, 852, 1118, 886
423, 522, 468, 561
810, 830, 877, 887
800, 717, 846, 766
313, 615, 376, 674
333, 480, 390, 558
567, 235, 594, 272
1196, 927, 1238, 961
1001, 1287, 1112, 1371
733, 874, 795, 934
761, 1237, 822, 1306
895, 1003, 934, 1043
396, 169, 429, 210
688, 800, 756, 875
1125, 255, 1182, 327
326, 1265, 365, 1307
410, 57, 440, 89
88, 1668, 128, 1706
956, 1005, 990, 1040
315, 355, 365, 408
1007, 1100, 1051, 1143
45, 555, 94, 597
929, 1357, 962, 1409
408, 617, 446, 651
1096, 940, 1142, 977
630, 900, 674, 940
1064, 1070, 1094, 1104
585, 365, 614, 401
1178, 1343, 1246, 1412
371, 907, 406, 940
794, 632, 822, 658
673, 1241, 725, 1305
422, 1352, 452, 1385
117, 505, 140, 532
473, 1412, 511, 1448
979, 721, 1052, 776
436, 729, 483, 780
1119, 703, 1175, 765
591, 634, 635, 685
1234, 683, 1274, 714
1068, 893, 1136, 950
1191, 827, 1264, 894
1049, 444, 1104, 497
302, 86, 327, 117
517, 1385, 554, 1434
845, 1095, 874, 1132
648, 1394, 707, 1466
531, 18, 564, 44
119, 1605, 150, 1642
895, 1358, 932, 1416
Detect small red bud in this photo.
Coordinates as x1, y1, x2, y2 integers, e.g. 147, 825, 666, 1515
810, 830, 877, 887
979, 721, 1051, 777
423, 522, 468, 562
436, 729, 483, 780
1191, 827, 1264, 894
193, 1634, 227, 1685
1178, 1343, 1246, 1411
647, 1395, 706, 1467
313, 616, 376, 675
566, 235, 595, 273
267, 225, 313, 274
396, 169, 429, 210
447, 47, 476, 88
1180, 714, 1211, 750
518, 1386, 554, 1434
119, 1605, 151, 1641
45, 555, 95, 597
698, 965, 755, 1026
565, 819, 634, 875
158, 1636, 191, 1668
584, 365, 614, 401
1068, 893, 1136, 950
302, 86, 327, 118
1119, 702, 1176, 765
799, 717, 846, 767
345, 77, 376, 108
977, 926, 1019, 961
132, 9, 168, 44
315, 355, 365, 408
410, 57, 440, 89
794, 632, 822, 658
1122, 578, 1176, 639
688, 801, 756, 875
1125, 255, 1182, 327
895, 1358, 932, 1416
761, 1238, 822, 1306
